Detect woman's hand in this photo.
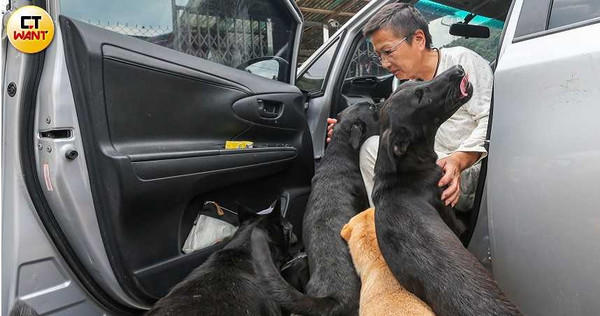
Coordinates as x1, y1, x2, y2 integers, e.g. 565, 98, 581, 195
437, 151, 481, 207
326, 118, 337, 143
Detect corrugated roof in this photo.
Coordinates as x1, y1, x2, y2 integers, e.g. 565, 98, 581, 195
296, 0, 511, 62
297, 0, 371, 62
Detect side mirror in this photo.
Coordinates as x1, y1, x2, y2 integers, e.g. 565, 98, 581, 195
449, 23, 490, 39
237, 56, 290, 82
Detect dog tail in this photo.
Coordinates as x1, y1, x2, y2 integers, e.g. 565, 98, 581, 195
251, 228, 345, 316
9, 300, 40, 316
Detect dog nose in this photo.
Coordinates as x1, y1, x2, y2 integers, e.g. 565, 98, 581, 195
455, 65, 465, 77
448, 65, 465, 82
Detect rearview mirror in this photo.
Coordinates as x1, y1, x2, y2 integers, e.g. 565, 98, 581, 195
449, 23, 490, 39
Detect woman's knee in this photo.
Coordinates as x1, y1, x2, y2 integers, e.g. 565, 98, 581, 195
359, 136, 379, 173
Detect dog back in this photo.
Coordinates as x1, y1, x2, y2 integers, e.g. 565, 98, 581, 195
342, 208, 435, 316
146, 202, 291, 316
373, 69, 521, 316
248, 103, 379, 316
302, 102, 379, 314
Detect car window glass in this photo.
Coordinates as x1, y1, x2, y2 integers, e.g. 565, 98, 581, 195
296, 38, 340, 93
344, 37, 390, 79
343, 0, 505, 85
416, 0, 505, 63
60, 0, 297, 83
548, 0, 600, 29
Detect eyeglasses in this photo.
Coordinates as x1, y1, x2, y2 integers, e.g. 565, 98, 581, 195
372, 35, 409, 65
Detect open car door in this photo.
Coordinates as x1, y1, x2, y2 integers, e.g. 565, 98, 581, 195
3, 0, 312, 314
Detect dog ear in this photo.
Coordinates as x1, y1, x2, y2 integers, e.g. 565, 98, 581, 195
260, 198, 297, 259
380, 128, 397, 173
236, 202, 257, 224
380, 126, 411, 173
340, 223, 353, 242
382, 127, 410, 157
267, 199, 298, 246
260, 199, 285, 231
349, 122, 364, 150
393, 126, 411, 157
365, 208, 375, 222
393, 138, 409, 157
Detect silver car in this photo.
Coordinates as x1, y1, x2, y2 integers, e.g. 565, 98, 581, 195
2, 0, 599, 315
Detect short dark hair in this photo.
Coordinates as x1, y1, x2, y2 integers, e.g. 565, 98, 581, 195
363, 3, 433, 49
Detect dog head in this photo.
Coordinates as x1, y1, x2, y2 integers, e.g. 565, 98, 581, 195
379, 65, 473, 171
333, 102, 380, 150
341, 208, 379, 275
236, 200, 297, 266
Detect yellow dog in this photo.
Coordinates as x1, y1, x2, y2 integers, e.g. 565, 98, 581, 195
341, 208, 435, 316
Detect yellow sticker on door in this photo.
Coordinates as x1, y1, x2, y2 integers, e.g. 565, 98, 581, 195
225, 141, 254, 149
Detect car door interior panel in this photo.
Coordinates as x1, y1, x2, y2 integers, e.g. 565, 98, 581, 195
131, 148, 298, 180
59, 16, 314, 302
342, 75, 393, 101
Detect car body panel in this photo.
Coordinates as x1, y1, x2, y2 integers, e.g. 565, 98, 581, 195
3, 0, 310, 313
489, 0, 600, 314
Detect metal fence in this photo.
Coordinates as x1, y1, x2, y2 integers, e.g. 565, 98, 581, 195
171, 0, 273, 67
85, 0, 274, 69
84, 21, 172, 37
346, 40, 390, 78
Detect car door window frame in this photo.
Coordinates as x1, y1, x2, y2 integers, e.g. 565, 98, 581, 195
331, 32, 393, 117
548, 0, 600, 30
296, 35, 342, 97
513, 0, 600, 43
301, 0, 398, 160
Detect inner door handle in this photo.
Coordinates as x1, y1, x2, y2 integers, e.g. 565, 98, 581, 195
257, 99, 283, 118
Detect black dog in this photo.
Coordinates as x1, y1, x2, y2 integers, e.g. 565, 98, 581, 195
252, 102, 380, 315
146, 200, 295, 316
373, 65, 521, 316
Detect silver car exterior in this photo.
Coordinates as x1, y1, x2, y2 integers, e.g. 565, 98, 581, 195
4, 0, 600, 315
488, 0, 600, 314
